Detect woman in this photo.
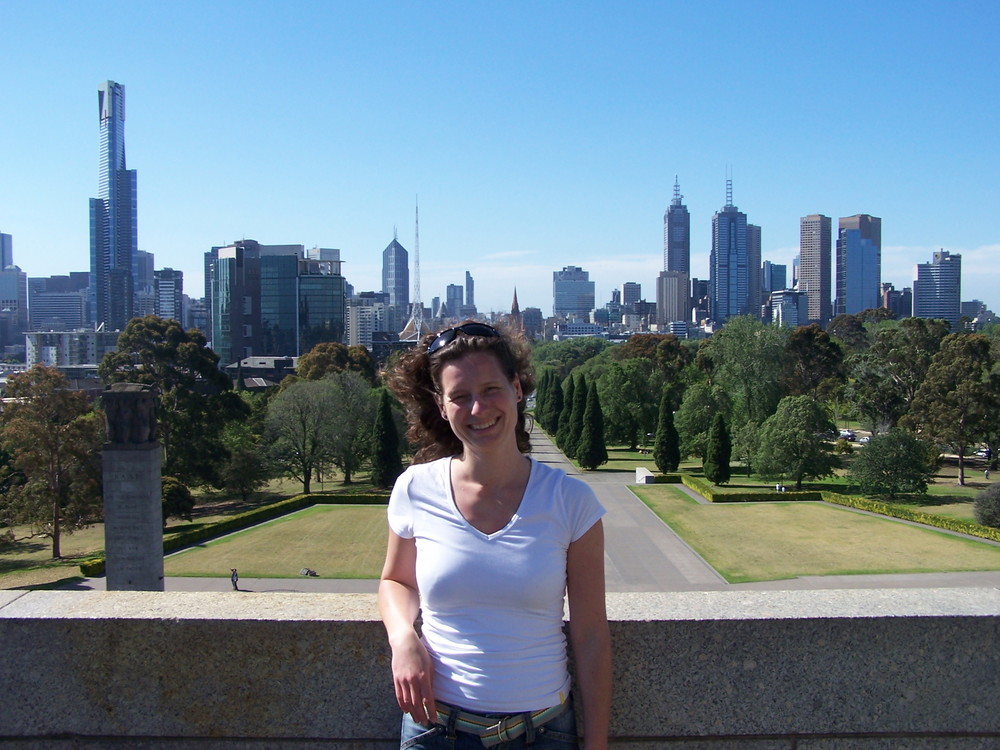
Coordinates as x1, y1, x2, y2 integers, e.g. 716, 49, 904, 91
379, 322, 611, 750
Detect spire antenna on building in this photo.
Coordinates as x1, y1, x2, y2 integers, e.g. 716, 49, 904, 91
400, 197, 426, 341
725, 170, 733, 208
672, 175, 682, 206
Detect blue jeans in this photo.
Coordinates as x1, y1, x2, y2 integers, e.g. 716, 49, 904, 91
399, 700, 579, 749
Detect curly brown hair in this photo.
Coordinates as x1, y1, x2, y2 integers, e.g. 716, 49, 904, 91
386, 322, 536, 463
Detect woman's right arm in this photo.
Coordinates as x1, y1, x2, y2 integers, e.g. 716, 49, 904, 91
378, 530, 436, 725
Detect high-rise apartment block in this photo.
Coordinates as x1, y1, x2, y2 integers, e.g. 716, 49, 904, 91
799, 215, 832, 325
89, 81, 138, 331
552, 266, 595, 320
710, 181, 757, 325
836, 214, 881, 316
913, 250, 962, 329
664, 177, 690, 274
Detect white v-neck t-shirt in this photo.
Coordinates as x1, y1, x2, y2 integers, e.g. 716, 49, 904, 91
387, 455, 605, 713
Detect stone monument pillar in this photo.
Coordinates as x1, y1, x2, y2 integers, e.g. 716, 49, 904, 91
102, 383, 164, 591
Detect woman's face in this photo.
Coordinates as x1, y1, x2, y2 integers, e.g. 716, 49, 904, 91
435, 350, 522, 454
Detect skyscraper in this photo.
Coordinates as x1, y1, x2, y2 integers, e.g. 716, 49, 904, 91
0, 232, 12, 269
381, 235, 409, 333
799, 214, 832, 325
761, 261, 787, 293
465, 271, 475, 311
835, 214, 881, 316
552, 266, 595, 320
913, 250, 962, 329
709, 180, 754, 325
154, 268, 184, 323
664, 177, 691, 274
89, 81, 138, 331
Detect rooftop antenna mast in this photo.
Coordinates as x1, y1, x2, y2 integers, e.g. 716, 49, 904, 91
725, 166, 733, 208
412, 196, 424, 335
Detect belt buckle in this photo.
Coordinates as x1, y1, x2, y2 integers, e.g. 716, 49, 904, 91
484, 714, 519, 746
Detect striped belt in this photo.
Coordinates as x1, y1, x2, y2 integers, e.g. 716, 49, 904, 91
434, 700, 568, 747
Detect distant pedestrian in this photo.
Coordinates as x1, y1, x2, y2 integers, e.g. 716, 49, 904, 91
230, 568, 239, 591
986, 468, 991, 482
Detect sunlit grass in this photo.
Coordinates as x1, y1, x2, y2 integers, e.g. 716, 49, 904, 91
632, 484, 1000, 583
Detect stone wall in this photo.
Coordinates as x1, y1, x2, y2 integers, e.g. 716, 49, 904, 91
1, 588, 998, 748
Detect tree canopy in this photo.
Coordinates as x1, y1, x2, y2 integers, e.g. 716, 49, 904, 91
755, 395, 839, 490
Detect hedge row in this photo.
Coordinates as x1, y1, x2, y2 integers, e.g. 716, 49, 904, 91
79, 491, 390, 577
669, 472, 1000, 543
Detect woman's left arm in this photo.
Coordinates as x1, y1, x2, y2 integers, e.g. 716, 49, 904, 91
567, 519, 612, 750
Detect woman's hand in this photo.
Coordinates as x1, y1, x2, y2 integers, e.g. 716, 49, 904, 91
390, 629, 436, 725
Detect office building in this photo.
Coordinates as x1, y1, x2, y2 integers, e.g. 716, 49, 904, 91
154, 268, 184, 323
664, 177, 690, 274
836, 214, 881, 316
210, 240, 346, 363
0, 264, 28, 348
465, 271, 476, 313
747, 224, 762, 319
657, 271, 690, 327
381, 235, 409, 332
552, 266, 595, 320
28, 273, 90, 331
709, 181, 755, 325
881, 283, 912, 319
445, 284, 463, 320
762, 261, 787, 294
799, 214, 832, 325
134, 250, 156, 318
913, 250, 962, 329
89, 81, 138, 331
768, 289, 809, 328
621, 282, 642, 309
0, 232, 12, 269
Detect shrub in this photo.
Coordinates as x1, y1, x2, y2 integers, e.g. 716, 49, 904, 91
974, 483, 1000, 528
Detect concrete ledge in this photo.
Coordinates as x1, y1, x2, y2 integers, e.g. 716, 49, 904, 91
1, 588, 999, 747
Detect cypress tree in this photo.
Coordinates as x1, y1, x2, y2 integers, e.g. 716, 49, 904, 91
545, 372, 564, 434
703, 412, 731, 485
555, 375, 576, 450
565, 375, 588, 459
533, 370, 549, 429
370, 388, 403, 488
577, 384, 608, 470
653, 389, 681, 473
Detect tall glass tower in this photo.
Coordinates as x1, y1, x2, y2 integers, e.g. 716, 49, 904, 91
663, 177, 690, 274
709, 180, 752, 325
913, 250, 962, 329
89, 80, 138, 330
381, 235, 409, 333
835, 214, 881, 316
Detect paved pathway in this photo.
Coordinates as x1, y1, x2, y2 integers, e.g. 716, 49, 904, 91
69, 426, 1000, 593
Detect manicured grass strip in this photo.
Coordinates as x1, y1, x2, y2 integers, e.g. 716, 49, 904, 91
632, 485, 1000, 584
164, 505, 388, 579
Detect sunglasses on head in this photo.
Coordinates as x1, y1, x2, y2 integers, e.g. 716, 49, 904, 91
427, 323, 501, 355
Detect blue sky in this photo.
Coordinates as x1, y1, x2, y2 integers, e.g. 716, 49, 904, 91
1, 1, 998, 317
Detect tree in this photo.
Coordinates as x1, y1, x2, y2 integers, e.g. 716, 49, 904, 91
826, 313, 870, 353
675, 381, 728, 460
99, 315, 247, 487
540, 369, 564, 434
782, 324, 844, 399
326, 371, 377, 484
702, 413, 731, 485
849, 429, 935, 499
597, 360, 657, 450
973, 483, 1000, 529
0, 365, 103, 558
564, 374, 589, 459
266, 379, 339, 493
576, 385, 608, 470
653, 389, 680, 473
370, 388, 404, 489
706, 316, 786, 429
909, 333, 999, 485
555, 375, 576, 452
219, 419, 272, 502
162, 476, 195, 524
755, 395, 839, 490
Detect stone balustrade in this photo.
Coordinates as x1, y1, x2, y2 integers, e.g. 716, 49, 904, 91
2, 588, 999, 748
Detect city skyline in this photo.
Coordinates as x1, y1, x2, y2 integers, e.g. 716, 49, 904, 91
1, 2, 998, 318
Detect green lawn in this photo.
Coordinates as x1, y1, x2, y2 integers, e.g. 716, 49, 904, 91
632, 484, 1000, 583
164, 505, 388, 579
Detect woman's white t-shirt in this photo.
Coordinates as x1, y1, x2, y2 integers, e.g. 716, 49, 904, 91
387, 455, 605, 713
